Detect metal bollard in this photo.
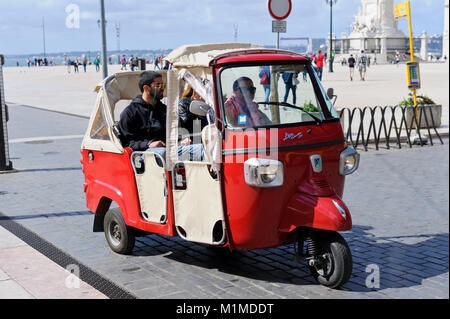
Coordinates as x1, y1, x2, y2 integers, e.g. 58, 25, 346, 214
0, 54, 13, 171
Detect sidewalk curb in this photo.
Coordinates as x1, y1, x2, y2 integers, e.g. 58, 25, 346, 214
0, 212, 136, 299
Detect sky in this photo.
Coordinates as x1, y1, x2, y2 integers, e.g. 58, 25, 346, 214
0, 0, 447, 55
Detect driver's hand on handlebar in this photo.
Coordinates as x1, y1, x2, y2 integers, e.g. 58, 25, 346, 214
147, 140, 166, 148
180, 138, 191, 146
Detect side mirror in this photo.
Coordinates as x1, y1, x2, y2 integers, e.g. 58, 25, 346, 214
189, 100, 212, 117
327, 87, 337, 106
326, 88, 334, 100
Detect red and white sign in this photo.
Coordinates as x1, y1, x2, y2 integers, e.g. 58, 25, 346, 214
268, 0, 292, 21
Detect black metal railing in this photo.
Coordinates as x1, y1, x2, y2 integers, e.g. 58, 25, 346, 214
0, 54, 13, 171
338, 105, 444, 151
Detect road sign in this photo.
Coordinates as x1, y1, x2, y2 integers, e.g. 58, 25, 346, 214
268, 0, 292, 20
407, 62, 421, 89
272, 20, 287, 33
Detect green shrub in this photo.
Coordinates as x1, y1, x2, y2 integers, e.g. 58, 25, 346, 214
399, 93, 436, 106
303, 101, 319, 112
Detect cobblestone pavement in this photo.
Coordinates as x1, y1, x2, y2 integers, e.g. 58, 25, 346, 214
0, 104, 448, 299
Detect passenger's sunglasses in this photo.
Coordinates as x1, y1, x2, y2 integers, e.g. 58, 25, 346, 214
154, 83, 166, 89
239, 86, 256, 94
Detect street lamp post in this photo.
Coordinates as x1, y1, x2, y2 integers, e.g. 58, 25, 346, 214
42, 17, 46, 60
326, 0, 337, 73
99, 0, 108, 79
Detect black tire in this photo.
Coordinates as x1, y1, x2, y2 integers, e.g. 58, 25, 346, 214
104, 208, 135, 254
307, 231, 352, 289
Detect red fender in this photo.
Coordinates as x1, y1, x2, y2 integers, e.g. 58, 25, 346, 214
279, 193, 352, 233
82, 148, 139, 225
82, 148, 175, 236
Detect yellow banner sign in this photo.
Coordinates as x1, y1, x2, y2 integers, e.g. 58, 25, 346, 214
394, 1, 410, 20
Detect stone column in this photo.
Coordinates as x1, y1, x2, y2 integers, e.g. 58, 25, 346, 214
341, 32, 347, 54
327, 32, 332, 60
307, 38, 313, 53
380, 36, 388, 63
420, 30, 428, 61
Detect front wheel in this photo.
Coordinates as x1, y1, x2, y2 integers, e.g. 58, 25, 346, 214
306, 231, 352, 289
104, 208, 135, 254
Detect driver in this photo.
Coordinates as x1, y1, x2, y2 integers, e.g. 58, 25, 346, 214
224, 77, 271, 127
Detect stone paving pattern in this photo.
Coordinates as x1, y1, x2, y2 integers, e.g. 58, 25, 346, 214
0, 104, 448, 299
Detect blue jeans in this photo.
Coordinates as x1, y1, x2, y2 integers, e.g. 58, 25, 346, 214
283, 84, 296, 105
263, 84, 270, 103
316, 67, 323, 80
146, 144, 203, 163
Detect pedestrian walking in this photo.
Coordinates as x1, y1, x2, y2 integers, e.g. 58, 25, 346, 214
129, 55, 135, 71
154, 56, 160, 70
66, 58, 72, 74
82, 54, 88, 72
356, 50, 368, 81
94, 56, 100, 72
282, 71, 297, 105
259, 66, 271, 105
73, 58, 79, 73
121, 55, 127, 71
314, 50, 325, 81
348, 54, 356, 81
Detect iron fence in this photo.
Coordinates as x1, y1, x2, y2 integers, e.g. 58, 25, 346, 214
338, 105, 444, 151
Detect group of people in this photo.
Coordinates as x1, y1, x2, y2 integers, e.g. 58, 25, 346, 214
27, 58, 50, 67
347, 50, 370, 81
117, 71, 271, 162
120, 55, 140, 71
64, 55, 99, 73
154, 55, 170, 70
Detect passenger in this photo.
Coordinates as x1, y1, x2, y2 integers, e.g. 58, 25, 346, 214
224, 77, 271, 128
118, 71, 203, 162
178, 85, 209, 135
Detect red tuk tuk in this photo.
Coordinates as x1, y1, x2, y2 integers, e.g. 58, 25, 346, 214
81, 43, 360, 288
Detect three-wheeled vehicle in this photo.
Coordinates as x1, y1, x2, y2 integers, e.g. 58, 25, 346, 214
81, 43, 360, 289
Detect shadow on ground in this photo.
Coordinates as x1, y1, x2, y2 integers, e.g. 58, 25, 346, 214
132, 224, 449, 291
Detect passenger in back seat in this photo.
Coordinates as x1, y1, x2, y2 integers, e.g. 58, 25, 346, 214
118, 71, 203, 162
178, 85, 209, 136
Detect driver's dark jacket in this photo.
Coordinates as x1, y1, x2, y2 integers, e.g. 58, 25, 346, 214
118, 95, 167, 151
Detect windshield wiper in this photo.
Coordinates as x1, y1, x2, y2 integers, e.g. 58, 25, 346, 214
257, 101, 323, 125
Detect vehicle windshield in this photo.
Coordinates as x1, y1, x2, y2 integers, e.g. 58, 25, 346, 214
219, 63, 339, 128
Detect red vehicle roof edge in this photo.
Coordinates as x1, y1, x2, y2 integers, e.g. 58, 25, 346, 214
211, 49, 310, 66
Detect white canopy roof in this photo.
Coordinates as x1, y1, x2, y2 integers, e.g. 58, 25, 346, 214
165, 43, 264, 69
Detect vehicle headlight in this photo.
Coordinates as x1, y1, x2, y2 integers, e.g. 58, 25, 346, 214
244, 158, 284, 187
339, 147, 360, 175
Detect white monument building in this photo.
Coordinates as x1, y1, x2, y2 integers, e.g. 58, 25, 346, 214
341, 0, 408, 63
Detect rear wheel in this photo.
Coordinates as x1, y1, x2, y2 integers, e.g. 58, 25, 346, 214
104, 208, 135, 254
306, 231, 352, 289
